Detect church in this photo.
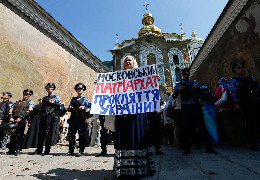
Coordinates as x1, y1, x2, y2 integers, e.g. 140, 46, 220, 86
110, 5, 204, 96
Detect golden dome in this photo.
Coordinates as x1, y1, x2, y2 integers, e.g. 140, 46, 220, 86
138, 12, 162, 37
142, 12, 154, 25
138, 25, 162, 37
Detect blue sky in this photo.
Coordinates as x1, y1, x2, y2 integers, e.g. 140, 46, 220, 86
35, 0, 229, 61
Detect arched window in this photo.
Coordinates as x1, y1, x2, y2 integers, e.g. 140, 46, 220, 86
172, 55, 179, 65
147, 53, 156, 65
164, 66, 172, 87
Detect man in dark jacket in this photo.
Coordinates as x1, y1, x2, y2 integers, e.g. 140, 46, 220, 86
172, 68, 216, 155
229, 61, 260, 151
34, 83, 63, 155
67, 83, 91, 156
8, 89, 34, 156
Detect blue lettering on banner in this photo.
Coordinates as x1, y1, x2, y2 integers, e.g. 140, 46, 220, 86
129, 93, 136, 103
136, 92, 142, 102
98, 101, 159, 115
136, 103, 143, 114
152, 89, 159, 101
144, 101, 152, 112
93, 90, 160, 115
116, 104, 123, 115
122, 104, 131, 114
143, 90, 150, 101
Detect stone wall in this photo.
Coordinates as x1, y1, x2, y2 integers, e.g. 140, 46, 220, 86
0, 4, 98, 105
192, 0, 260, 90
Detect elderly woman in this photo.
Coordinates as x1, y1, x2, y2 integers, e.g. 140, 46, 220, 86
214, 78, 244, 146
113, 55, 155, 177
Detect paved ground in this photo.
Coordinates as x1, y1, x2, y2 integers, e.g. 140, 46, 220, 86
0, 143, 260, 180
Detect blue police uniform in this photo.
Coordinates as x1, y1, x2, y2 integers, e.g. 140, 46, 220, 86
68, 95, 90, 155
173, 79, 214, 154
36, 93, 62, 155
0, 100, 13, 147
8, 99, 34, 154
229, 75, 260, 150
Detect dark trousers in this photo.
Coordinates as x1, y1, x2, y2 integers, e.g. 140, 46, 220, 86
148, 112, 163, 151
68, 117, 86, 154
99, 116, 114, 151
0, 128, 5, 146
181, 103, 212, 152
164, 123, 174, 144
173, 109, 182, 147
9, 120, 27, 152
240, 98, 260, 147
36, 115, 56, 153
100, 127, 108, 151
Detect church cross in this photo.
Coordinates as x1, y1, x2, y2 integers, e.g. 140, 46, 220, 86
144, 2, 150, 12
116, 34, 119, 44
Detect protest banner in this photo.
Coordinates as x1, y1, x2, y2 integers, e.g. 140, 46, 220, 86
90, 64, 161, 115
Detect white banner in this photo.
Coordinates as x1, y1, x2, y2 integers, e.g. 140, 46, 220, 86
90, 64, 160, 115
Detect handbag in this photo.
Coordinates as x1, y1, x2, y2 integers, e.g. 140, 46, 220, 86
215, 86, 228, 106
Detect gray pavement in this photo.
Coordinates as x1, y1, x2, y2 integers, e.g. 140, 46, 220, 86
0, 143, 260, 180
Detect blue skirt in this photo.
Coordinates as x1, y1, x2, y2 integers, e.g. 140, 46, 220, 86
113, 113, 155, 177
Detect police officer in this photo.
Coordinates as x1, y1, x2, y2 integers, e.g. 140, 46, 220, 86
172, 68, 217, 155
67, 83, 91, 156
229, 61, 260, 151
0, 92, 13, 148
8, 89, 34, 156
34, 83, 63, 155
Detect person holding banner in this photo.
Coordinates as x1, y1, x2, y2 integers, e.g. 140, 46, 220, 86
112, 56, 156, 177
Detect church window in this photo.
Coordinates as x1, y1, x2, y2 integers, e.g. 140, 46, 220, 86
147, 53, 156, 65
173, 55, 179, 65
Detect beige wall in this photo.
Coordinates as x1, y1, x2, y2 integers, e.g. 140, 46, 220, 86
0, 4, 97, 105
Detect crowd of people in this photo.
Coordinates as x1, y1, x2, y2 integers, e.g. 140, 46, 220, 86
0, 56, 259, 178
162, 59, 260, 156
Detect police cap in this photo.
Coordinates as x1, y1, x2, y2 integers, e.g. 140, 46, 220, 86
2, 92, 12, 98
74, 83, 86, 91
181, 68, 190, 76
232, 61, 245, 72
23, 89, 33, 95
45, 83, 56, 90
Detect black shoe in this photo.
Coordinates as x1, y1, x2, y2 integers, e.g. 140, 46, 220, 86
67, 152, 74, 156
76, 152, 83, 157
155, 150, 164, 155
182, 150, 191, 155
206, 149, 218, 154
29, 150, 41, 155
40, 151, 50, 156
7, 150, 15, 155
96, 150, 107, 157
15, 150, 21, 156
